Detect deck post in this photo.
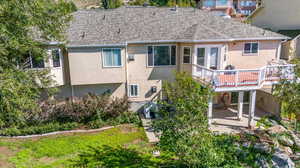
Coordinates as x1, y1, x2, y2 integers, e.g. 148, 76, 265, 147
208, 96, 213, 126
238, 91, 244, 120
248, 90, 256, 128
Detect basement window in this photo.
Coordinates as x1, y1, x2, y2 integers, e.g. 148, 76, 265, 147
129, 84, 139, 97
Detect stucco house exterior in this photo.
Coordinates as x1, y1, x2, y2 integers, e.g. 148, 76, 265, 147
247, 0, 300, 61
248, 0, 300, 31
38, 6, 294, 127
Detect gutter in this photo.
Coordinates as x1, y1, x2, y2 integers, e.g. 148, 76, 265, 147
64, 37, 290, 48
67, 43, 127, 48
124, 42, 129, 97
126, 37, 290, 44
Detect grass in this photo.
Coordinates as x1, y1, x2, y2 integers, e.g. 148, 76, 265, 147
0, 125, 148, 168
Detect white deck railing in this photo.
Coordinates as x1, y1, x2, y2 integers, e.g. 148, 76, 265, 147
192, 64, 295, 91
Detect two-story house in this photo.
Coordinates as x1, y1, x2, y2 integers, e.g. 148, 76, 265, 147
202, 0, 257, 17
41, 6, 293, 127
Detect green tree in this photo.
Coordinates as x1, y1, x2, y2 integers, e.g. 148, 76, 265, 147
152, 72, 226, 167
273, 59, 300, 126
102, 0, 123, 9
0, 0, 76, 128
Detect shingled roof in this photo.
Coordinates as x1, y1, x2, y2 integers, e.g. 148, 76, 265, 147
67, 6, 288, 46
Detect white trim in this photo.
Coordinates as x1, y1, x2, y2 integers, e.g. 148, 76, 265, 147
243, 42, 259, 55
67, 44, 126, 48
182, 46, 192, 64
127, 37, 289, 44
101, 48, 123, 68
49, 48, 63, 69
128, 84, 139, 97
194, 44, 223, 69
65, 37, 289, 48
146, 45, 177, 67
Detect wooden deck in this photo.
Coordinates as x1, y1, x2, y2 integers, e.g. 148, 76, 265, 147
192, 64, 295, 92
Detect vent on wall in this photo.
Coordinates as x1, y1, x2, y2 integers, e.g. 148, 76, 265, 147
128, 54, 135, 61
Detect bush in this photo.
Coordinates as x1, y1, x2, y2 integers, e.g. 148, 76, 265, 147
0, 122, 78, 136
37, 94, 130, 124
0, 94, 139, 136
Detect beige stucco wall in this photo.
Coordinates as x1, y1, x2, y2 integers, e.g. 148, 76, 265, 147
250, 0, 300, 31
227, 40, 280, 69
68, 47, 126, 85
58, 40, 281, 102
256, 89, 280, 116
127, 44, 177, 102
55, 83, 126, 99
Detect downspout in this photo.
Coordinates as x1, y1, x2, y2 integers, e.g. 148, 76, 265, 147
124, 42, 129, 97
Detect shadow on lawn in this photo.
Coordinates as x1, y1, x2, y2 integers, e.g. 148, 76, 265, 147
70, 145, 182, 168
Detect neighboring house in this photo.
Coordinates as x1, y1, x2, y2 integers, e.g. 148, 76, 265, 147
40, 6, 293, 127
202, 0, 257, 17
248, 0, 300, 31
247, 0, 300, 59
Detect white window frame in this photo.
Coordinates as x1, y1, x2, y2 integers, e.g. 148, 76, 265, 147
182, 46, 192, 64
102, 48, 122, 68
194, 44, 223, 69
50, 48, 63, 69
128, 84, 139, 97
243, 42, 259, 55
147, 44, 177, 67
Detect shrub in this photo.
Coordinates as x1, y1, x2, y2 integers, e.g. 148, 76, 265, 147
36, 94, 131, 124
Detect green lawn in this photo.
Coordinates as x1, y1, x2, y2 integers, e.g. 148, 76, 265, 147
0, 125, 148, 168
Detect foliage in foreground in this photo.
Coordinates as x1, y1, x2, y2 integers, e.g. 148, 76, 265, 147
273, 59, 300, 122
0, 94, 140, 136
150, 72, 274, 167
153, 72, 219, 167
71, 145, 181, 168
0, 126, 147, 168
0, 0, 76, 129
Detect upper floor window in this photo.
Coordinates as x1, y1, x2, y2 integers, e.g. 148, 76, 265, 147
102, 48, 122, 67
148, 45, 176, 66
52, 49, 61, 67
244, 42, 258, 54
216, 0, 228, 6
183, 47, 191, 64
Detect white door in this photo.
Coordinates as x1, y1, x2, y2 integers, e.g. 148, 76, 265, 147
195, 45, 221, 70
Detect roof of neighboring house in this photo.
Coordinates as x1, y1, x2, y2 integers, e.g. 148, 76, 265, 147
67, 6, 288, 46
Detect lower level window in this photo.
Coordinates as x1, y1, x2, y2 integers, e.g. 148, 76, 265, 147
129, 84, 139, 97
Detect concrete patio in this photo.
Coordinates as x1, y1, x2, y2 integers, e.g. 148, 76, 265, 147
210, 104, 270, 134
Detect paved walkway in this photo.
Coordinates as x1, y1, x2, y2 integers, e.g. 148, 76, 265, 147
210, 105, 269, 134
139, 113, 159, 143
